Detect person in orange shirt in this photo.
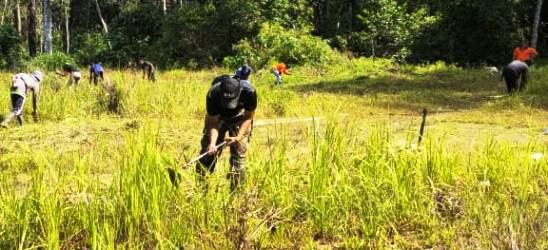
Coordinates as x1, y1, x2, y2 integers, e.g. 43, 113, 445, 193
513, 41, 538, 64
271, 63, 291, 85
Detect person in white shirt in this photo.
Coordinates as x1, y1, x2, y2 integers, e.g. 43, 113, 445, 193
1, 71, 42, 127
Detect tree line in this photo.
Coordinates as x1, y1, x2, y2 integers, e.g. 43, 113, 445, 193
0, 0, 545, 69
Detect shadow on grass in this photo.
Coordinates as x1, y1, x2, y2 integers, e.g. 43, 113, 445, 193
289, 70, 548, 111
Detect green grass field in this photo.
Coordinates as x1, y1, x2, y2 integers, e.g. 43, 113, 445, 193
0, 58, 547, 249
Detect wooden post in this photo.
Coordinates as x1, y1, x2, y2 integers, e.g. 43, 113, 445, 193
418, 108, 428, 146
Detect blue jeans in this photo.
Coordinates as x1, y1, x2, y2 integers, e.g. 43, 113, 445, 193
271, 69, 282, 85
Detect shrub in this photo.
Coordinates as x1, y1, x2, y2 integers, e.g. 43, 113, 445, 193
97, 82, 124, 115
29, 52, 76, 71
224, 22, 335, 69
72, 32, 110, 65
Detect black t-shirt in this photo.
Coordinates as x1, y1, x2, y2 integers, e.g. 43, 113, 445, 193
206, 79, 257, 118
141, 61, 154, 71
63, 64, 79, 73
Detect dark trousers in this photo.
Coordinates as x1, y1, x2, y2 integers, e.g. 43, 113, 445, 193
1, 94, 25, 126
146, 69, 155, 82
197, 118, 250, 191
92, 72, 104, 85
503, 67, 518, 94
502, 67, 528, 94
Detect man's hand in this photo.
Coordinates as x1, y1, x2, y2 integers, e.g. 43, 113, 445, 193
206, 143, 218, 155
224, 136, 240, 146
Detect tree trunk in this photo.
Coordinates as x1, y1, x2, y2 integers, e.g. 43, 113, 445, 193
63, 0, 70, 53
532, 0, 543, 48
41, 0, 53, 54
28, 0, 38, 57
94, 0, 111, 48
348, 1, 352, 33
1, 0, 7, 25
13, 0, 21, 37
162, 0, 167, 14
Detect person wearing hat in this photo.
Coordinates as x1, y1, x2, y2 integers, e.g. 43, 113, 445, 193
234, 65, 253, 82
56, 63, 81, 85
197, 76, 257, 191
1, 71, 43, 128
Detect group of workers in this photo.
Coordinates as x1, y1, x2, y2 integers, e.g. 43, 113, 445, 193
501, 41, 539, 94
54, 59, 156, 86
0, 60, 261, 191
1, 44, 538, 190
0, 59, 158, 127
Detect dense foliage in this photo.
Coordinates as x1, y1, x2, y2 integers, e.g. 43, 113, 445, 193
0, 0, 545, 68
0, 25, 26, 69
224, 23, 336, 68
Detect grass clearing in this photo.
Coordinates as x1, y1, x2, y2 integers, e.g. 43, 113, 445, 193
0, 58, 547, 248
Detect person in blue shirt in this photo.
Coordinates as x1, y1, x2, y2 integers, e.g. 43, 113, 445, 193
89, 61, 104, 85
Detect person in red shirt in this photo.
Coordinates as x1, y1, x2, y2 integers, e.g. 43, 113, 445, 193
271, 63, 291, 85
513, 41, 539, 64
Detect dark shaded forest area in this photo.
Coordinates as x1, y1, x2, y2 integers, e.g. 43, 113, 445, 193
0, 0, 545, 68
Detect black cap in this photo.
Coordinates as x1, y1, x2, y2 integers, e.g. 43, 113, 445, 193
220, 77, 241, 109
235, 65, 252, 80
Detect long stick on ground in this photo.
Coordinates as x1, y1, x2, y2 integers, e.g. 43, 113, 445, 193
182, 141, 226, 169
167, 141, 227, 187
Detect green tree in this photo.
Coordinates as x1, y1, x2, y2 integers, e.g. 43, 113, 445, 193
356, 0, 437, 60
0, 24, 25, 68
411, 0, 518, 64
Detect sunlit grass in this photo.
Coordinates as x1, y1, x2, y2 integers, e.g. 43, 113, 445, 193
0, 57, 547, 248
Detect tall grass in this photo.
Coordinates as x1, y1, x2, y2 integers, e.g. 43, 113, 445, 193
1, 119, 545, 248
0, 58, 547, 248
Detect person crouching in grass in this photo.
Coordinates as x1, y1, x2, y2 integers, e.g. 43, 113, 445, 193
197, 76, 257, 192
1, 71, 42, 128
502, 60, 530, 94
138, 59, 156, 82
56, 63, 81, 86
271, 63, 291, 85
90, 61, 105, 85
